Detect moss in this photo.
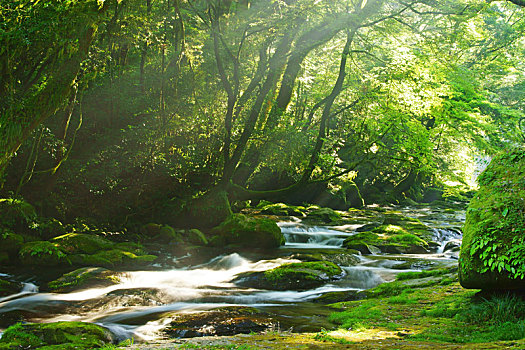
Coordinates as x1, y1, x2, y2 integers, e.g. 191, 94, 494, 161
180, 190, 233, 229
48, 267, 121, 292
459, 146, 525, 290
211, 214, 284, 249
305, 207, 342, 223
259, 202, 306, 217
185, 228, 208, 245
19, 241, 67, 266
0, 322, 113, 349
343, 227, 428, 254
53, 233, 114, 254
71, 249, 157, 268
235, 261, 342, 291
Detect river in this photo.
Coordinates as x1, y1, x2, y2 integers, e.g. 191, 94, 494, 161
0, 205, 464, 342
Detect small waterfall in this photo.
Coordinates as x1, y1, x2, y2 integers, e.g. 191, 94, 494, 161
432, 228, 462, 253
279, 223, 354, 249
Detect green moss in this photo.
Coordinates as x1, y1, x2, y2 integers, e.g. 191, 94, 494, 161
0, 322, 113, 349
459, 146, 525, 290
396, 268, 450, 281
19, 241, 67, 266
48, 267, 121, 292
211, 214, 284, 249
264, 261, 342, 282
259, 202, 306, 217
305, 207, 342, 223
72, 249, 157, 268
53, 233, 114, 254
343, 226, 428, 254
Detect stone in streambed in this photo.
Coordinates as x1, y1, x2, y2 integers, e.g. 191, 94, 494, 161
234, 261, 342, 291
210, 213, 284, 249
47, 267, 122, 293
165, 306, 275, 338
0, 277, 22, 297
0, 321, 114, 349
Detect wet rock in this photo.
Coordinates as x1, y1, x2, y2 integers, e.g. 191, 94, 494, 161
47, 267, 123, 293
343, 223, 430, 255
0, 321, 114, 349
305, 207, 342, 224
258, 202, 307, 217
443, 240, 461, 252
459, 146, 525, 290
234, 261, 343, 291
165, 307, 275, 338
313, 290, 361, 304
290, 251, 360, 267
211, 213, 284, 249
69, 248, 157, 268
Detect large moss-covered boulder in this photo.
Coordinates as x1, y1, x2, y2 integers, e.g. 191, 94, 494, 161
343, 223, 430, 254
305, 206, 342, 223
211, 214, 284, 249
48, 267, 122, 293
180, 190, 233, 229
459, 147, 525, 290
0, 322, 114, 349
234, 261, 342, 290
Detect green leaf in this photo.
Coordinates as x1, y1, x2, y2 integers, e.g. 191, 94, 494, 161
502, 207, 509, 217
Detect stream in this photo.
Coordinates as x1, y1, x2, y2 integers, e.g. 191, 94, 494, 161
0, 205, 464, 342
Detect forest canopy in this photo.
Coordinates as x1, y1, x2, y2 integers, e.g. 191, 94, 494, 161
1, 0, 524, 223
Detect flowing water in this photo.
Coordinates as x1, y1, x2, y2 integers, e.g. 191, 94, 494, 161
0, 205, 464, 342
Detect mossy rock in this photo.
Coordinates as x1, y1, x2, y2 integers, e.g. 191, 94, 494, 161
53, 233, 114, 255
165, 306, 274, 338
0, 322, 114, 349
0, 230, 24, 255
459, 147, 525, 290
48, 267, 122, 293
0, 198, 37, 229
234, 261, 342, 291
19, 241, 67, 266
290, 251, 360, 267
184, 228, 208, 245
140, 223, 163, 236
305, 207, 342, 223
180, 190, 233, 229
259, 202, 306, 217
152, 225, 184, 244
0, 278, 22, 297
211, 213, 284, 249
343, 226, 429, 254
70, 249, 157, 268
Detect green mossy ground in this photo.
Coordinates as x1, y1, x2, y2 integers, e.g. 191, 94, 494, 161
459, 146, 525, 290
0, 322, 114, 349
